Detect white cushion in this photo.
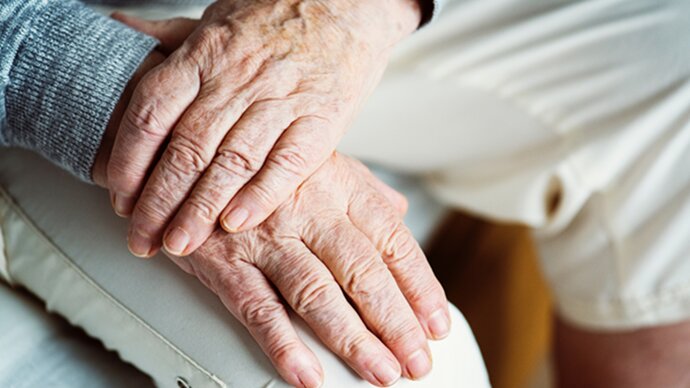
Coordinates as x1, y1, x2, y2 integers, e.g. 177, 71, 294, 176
0, 149, 489, 387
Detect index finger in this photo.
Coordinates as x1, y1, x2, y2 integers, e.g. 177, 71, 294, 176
198, 254, 324, 388
107, 58, 200, 216
220, 116, 339, 232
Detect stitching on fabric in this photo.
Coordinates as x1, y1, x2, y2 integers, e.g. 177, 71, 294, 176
594, 193, 627, 307
0, 186, 226, 388
553, 280, 690, 331
558, 280, 690, 310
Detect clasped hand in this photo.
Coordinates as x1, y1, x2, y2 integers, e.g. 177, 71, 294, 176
107, 0, 421, 258
94, 2, 450, 386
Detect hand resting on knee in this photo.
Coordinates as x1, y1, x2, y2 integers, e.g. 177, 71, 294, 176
91, 14, 449, 388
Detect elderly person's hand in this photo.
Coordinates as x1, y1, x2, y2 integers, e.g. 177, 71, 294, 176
98, 141, 450, 386
105, 0, 423, 258
94, 12, 450, 387
170, 153, 450, 387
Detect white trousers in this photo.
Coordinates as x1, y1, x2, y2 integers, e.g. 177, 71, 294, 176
340, 0, 690, 330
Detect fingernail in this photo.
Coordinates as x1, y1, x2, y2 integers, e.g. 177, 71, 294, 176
372, 359, 400, 386
113, 193, 133, 217
297, 367, 322, 388
222, 207, 249, 232
428, 309, 451, 340
164, 227, 190, 256
405, 349, 432, 380
128, 230, 153, 258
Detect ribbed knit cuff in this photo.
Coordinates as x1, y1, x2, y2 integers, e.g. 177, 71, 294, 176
4, 1, 157, 182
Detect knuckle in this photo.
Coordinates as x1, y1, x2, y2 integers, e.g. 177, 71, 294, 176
166, 136, 211, 176
382, 223, 419, 264
190, 22, 232, 59
216, 147, 261, 178
133, 184, 181, 224
252, 100, 290, 119
148, 178, 178, 205
240, 298, 283, 328
292, 280, 341, 317
408, 280, 446, 309
267, 147, 311, 179
124, 95, 167, 139
343, 258, 389, 300
381, 319, 424, 347
338, 331, 372, 360
133, 197, 170, 225
185, 195, 222, 225
266, 338, 301, 367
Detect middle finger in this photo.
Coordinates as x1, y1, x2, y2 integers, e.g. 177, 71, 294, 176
162, 99, 297, 256
127, 88, 251, 257
259, 239, 402, 387
301, 218, 433, 381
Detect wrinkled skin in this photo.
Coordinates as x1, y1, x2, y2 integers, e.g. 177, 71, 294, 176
99, 139, 450, 387
93, 14, 450, 386
105, 0, 422, 259
170, 153, 450, 387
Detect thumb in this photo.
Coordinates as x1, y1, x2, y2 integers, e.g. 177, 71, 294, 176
112, 12, 200, 54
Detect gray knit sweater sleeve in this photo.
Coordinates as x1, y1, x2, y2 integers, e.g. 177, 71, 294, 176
0, 0, 158, 182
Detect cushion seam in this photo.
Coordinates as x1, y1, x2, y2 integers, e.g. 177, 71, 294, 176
0, 186, 226, 388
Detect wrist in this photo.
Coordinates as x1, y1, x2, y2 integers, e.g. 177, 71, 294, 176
317, 0, 421, 46
365, 0, 422, 41
92, 50, 166, 187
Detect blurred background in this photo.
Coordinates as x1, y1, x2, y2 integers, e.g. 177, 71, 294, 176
427, 211, 552, 388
